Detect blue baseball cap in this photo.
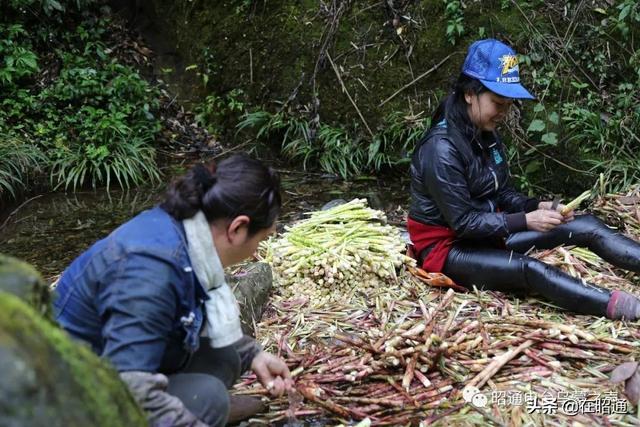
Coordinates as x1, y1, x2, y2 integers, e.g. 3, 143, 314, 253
461, 39, 535, 100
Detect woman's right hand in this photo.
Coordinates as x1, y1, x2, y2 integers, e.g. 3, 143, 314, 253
251, 351, 294, 397
525, 209, 564, 232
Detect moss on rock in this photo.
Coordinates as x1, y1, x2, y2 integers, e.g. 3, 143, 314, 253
0, 254, 51, 319
0, 292, 146, 426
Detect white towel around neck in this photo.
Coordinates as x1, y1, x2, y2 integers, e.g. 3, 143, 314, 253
183, 210, 243, 348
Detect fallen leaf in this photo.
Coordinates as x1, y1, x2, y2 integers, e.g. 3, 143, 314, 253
610, 361, 638, 383
625, 370, 640, 405
617, 196, 639, 205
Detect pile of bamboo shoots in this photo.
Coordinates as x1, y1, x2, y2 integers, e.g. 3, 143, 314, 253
235, 275, 640, 425
235, 188, 640, 426
259, 199, 415, 302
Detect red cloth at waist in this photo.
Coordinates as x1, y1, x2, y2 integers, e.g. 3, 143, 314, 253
407, 218, 456, 273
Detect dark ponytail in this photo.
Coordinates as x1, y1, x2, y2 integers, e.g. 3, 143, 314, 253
430, 73, 488, 149
161, 153, 281, 235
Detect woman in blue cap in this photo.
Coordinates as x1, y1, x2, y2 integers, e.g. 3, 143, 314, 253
408, 39, 640, 319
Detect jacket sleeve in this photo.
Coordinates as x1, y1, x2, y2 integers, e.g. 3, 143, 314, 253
420, 140, 525, 238
234, 335, 263, 373
496, 183, 539, 213
494, 140, 538, 213
120, 372, 208, 427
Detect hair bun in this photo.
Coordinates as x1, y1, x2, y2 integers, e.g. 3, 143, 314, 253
193, 164, 217, 191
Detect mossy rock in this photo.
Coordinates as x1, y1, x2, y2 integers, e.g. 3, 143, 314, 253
0, 291, 147, 427
0, 254, 51, 319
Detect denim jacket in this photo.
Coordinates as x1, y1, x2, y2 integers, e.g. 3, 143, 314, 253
54, 206, 207, 373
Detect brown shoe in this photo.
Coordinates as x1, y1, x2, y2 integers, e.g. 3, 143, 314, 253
226, 395, 266, 424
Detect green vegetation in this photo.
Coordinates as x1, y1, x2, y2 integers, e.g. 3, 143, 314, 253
510, 0, 640, 194
444, 0, 465, 45
163, 0, 639, 195
0, 0, 161, 198
0, 138, 43, 198
238, 109, 427, 179
1, 0, 638, 196
195, 88, 246, 139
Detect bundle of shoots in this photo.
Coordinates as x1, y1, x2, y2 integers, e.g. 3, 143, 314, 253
259, 199, 415, 302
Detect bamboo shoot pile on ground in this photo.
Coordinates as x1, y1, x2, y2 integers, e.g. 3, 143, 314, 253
238, 189, 640, 426
259, 199, 415, 303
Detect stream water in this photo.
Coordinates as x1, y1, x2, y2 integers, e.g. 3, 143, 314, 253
0, 168, 410, 280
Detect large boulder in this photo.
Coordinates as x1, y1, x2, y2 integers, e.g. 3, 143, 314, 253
0, 254, 146, 427
228, 262, 273, 336
0, 254, 51, 319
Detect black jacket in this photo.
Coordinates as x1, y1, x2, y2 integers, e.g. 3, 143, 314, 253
409, 122, 538, 239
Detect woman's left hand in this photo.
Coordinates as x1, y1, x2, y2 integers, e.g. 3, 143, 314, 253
538, 201, 575, 222
559, 205, 575, 222
251, 351, 294, 397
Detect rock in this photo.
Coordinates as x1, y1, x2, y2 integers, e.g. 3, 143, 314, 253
0, 254, 51, 319
0, 291, 147, 427
366, 193, 385, 211
227, 262, 273, 337
321, 198, 347, 211
399, 229, 411, 245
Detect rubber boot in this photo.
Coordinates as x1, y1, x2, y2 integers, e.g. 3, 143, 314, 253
606, 290, 640, 320
227, 395, 265, 424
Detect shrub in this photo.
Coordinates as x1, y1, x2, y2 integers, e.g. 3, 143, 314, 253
0, 138, 43, 198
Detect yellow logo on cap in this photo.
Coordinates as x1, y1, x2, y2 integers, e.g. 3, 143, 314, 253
500, 54, 519, 75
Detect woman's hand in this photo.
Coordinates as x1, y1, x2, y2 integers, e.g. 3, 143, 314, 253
251, 351, 294, 397
538, 201, 553, 211
538, 201, 575, 222
525, 209, 565, 232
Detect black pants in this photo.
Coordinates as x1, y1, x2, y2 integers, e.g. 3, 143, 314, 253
442, 214, 640, 316
167, 341, 242, 427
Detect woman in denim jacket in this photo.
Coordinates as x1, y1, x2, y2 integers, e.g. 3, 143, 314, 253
54, 154, 292, 426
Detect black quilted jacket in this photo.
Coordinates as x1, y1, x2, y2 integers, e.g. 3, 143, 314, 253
409, 122, 539, 239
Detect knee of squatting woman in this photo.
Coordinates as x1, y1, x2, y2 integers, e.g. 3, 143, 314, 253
54, 154, 292, 426
408, 38, 640, 320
